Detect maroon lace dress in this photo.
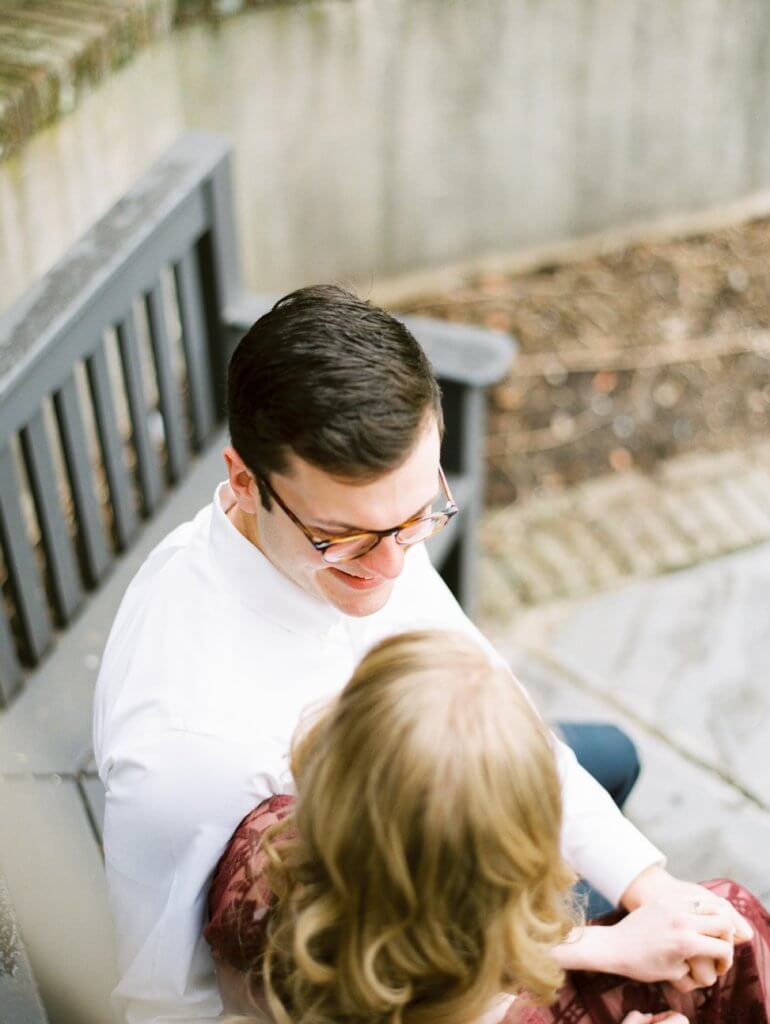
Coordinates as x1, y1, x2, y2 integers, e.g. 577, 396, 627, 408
205, 795, 770, 1023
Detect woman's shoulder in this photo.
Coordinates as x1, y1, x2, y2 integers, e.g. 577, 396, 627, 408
205, 794, 296, 973
237, 793, 295, 836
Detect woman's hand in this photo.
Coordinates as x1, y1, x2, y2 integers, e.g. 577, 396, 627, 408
553, 900, 735, 986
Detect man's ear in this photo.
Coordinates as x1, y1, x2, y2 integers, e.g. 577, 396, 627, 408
223, 446, 261, 514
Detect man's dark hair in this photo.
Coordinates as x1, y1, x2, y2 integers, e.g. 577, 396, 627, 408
227, 285, 443, 505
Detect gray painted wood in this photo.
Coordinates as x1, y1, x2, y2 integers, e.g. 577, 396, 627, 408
0, 596, 23, 708
0, 203, 210, 451
201, 154, 243, 417
0, 134, 231, 404
146, 283, 188, 483
80, 773, 105, 840
174, 250, 216, 448
116, 313, 163, 515
426, 472, 473, 593
86, 345, 138, 551
0, 446, 51, 665
436, 384, 487, 614
401, 315, 515, 388
195, 233, 228, 420
0, 871, 49, 1024
425, 505, 464, 570
0, 431, 228, 778
53, 374, 112, 587
20, 411, 83, 625
220, 292, 274, 368
0, 778, 118, 1024
203, 152, 242, 315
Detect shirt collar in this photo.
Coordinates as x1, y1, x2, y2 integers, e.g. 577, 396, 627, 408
208, 482, 347, 637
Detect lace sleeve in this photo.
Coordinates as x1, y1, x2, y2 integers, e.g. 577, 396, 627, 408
204, 793, 296, 972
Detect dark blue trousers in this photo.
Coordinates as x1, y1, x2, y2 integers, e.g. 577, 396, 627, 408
555, 721, 641, 919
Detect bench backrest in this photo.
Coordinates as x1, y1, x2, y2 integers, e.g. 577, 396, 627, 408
0, 135, 240, 706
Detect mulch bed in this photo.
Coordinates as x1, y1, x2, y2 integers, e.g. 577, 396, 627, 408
395, 219, 770, 507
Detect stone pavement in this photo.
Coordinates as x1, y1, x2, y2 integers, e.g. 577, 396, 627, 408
479, 442, 770, 905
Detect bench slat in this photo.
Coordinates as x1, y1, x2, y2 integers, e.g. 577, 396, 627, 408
146, 283, 189, 483
53, 375, 112, 587
0, 446, 52, 664
86, 345, 138, 551
117, 313, 163, 515
174, 250, 216, 448
0, 597, 24, 707
20, 411, 83, 625
79, 773, 106, 841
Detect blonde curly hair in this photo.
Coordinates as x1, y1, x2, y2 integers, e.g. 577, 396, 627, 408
234, 629, 577, 1024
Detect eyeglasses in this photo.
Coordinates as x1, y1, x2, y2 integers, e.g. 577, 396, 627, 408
257, 466, 459, 564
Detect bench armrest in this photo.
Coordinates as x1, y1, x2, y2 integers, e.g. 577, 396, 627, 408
399, 313, 515, 386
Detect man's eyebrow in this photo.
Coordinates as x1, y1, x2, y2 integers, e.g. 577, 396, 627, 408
310, 496, 435, 533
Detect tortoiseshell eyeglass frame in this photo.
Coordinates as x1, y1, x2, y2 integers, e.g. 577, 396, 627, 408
257, 466, 459, 563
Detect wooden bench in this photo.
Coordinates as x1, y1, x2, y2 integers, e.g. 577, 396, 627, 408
0, 133, 514, 1024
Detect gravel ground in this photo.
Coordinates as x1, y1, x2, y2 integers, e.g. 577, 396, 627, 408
395, 217, 770, 507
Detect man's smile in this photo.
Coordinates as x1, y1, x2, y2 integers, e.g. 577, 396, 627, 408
327, 565, 383, 589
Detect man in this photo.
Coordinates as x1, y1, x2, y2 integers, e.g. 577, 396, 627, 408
94, 286, 750, 1023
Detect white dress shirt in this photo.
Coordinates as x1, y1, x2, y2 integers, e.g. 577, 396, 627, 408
93, 483, 664, 1023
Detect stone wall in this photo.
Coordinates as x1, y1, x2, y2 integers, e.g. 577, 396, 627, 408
3, 0, 770, 309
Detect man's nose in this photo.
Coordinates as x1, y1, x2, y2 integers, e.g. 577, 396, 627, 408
359, 533, 405, 579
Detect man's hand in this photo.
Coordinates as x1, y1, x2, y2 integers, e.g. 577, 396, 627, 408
622, 866, 752, 936
553, 899, 736, 985
621, 866, 753, 991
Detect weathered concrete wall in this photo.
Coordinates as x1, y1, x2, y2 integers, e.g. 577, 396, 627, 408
2, 0, 770, 309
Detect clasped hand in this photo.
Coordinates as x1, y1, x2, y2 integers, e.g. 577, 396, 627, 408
607, 895, 743, 990
617, 871, 753, 992
554, 872, 753, 998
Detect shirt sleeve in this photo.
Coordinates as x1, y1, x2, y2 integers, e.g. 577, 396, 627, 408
101, 729, 281, 1024
399, 544, 665, 906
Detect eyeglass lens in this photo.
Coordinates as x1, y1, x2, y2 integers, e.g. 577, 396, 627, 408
321, 513, 451, 564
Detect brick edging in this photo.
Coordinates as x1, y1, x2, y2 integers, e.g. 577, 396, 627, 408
0, 1, 174, 164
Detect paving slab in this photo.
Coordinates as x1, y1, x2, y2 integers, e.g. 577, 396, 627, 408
0, 777, 118, 1024
487, 640, 770, 907
536, 542, 770, 810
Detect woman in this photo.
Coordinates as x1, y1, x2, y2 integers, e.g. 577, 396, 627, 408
205, 631, 769, 1024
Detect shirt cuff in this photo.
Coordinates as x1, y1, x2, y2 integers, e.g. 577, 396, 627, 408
569, 814, 667, 907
